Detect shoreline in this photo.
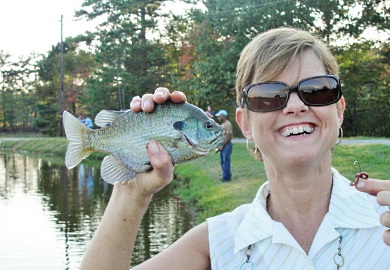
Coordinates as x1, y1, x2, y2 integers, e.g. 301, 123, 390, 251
1, 137, 390, 223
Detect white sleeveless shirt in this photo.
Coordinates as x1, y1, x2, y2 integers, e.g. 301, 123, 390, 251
207, 168, 390, 269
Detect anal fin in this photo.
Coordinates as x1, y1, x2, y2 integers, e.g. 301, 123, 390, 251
101, 155, 137, 184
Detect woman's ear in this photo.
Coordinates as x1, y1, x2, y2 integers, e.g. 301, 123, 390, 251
236, 107, 253, 140
337, 96, 346, 126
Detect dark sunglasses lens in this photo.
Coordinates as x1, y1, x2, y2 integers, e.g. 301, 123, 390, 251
299, 77, 339, 105
247, 83, 288, 111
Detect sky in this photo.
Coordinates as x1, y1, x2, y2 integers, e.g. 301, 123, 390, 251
0, 1, 386, 61
0, 0, 98, 60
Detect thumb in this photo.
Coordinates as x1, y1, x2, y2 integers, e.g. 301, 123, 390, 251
146, 140, 174, 180
135, 140, 174, 196
354, 178, 390, 197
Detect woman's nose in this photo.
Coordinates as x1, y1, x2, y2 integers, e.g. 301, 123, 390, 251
282, 92, 309, 115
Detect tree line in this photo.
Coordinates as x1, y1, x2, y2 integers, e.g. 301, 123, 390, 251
0, 0, 389, 137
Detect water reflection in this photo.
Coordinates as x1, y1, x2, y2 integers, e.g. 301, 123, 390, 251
0, 152, 193, 269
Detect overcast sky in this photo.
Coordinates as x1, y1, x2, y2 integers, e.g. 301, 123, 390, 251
0, 0, 97, 60
1, 1, 385, 61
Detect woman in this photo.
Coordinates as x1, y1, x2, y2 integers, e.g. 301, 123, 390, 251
80, 28, 390, 269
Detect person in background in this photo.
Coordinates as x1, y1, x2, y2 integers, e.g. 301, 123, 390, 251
206, 105, 215, 118
78, 113, 85, 124
84, 115, 93, 129
216, 109, 233, 182
79, 27, 390, 270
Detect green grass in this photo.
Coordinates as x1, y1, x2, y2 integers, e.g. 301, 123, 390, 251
344, 136, 389, 140
175, 142, 390, 223
1, 137, 389, 223
332, 144, 390, 180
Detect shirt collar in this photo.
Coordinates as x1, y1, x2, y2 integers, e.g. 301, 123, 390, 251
234, 168, 381, 254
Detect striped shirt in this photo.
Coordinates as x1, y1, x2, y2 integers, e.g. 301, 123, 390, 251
207, 168, 390, 269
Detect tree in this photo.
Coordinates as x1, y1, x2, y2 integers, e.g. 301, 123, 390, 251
35, 40, 96, 135
175, 0, 389, 116
336, 41, 390, 137
75, 0, 183, 115
0, 51, 36, 132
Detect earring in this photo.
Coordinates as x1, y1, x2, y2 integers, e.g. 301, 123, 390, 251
247, 139, 258, 156
336, 127, 343, 145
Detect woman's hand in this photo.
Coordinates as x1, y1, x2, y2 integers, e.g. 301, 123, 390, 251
355, 178, 390, 246
128, 88, 187, 197
130, 87, 187, 113
80, 88, 188, 270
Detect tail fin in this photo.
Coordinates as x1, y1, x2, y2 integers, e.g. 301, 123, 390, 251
63, 111, 93, 169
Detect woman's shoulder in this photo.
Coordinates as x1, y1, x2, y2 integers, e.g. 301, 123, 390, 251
207, 203, 251, 231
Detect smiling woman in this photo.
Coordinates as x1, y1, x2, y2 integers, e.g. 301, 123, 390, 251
79, 27, 390, 270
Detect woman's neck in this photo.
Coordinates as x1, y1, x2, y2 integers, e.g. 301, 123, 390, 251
264, 162, 333, 253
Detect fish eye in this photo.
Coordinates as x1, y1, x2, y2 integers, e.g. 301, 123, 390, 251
204, 121, 214, 130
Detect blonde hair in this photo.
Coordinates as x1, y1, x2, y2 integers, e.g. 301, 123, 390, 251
236, 27, 339, 105
236, 27, 340, 160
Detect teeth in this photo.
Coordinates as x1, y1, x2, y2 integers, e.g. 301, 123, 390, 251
281, 125, 314, 137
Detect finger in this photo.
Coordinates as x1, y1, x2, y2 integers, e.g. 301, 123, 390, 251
355, 178, 390, 196
377, 191, 390, 206
130, 96, 142, 112
147, 140, 174, 182
141, 93, 155, 112
383, 230, 390, 246
380, 211, 390, 227
153, 87, 170, 104
170, 91, 187, 103
380, 210, 390, 246
136, 140, 174, 195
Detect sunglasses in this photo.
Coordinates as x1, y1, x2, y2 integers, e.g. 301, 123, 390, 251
241, 75, 342, 112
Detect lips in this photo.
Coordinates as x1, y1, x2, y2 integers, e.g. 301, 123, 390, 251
280, 124, 314, 137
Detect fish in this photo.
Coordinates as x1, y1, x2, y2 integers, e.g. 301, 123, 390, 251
62, 101, 226, 184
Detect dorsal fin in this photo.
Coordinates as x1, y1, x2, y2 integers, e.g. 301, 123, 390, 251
95, 110, 129, 128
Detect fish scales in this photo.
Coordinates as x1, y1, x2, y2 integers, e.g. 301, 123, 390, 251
63, 102, 225, 184
91, 105, 186, 165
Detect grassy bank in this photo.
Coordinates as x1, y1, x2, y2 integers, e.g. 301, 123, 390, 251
175, 143, 390, 222
1, 137, 390, 223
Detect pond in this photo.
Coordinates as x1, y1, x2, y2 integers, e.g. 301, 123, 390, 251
0, 151, 194, 269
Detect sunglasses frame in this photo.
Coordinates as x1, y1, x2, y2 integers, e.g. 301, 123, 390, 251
241, 75, 342, 112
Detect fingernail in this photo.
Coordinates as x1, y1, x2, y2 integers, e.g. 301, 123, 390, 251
357, 181, 365, 188
147, 140, 159, 155
155, 91, 164, 97
143, 99, 152, 109
133, 101, 141, 109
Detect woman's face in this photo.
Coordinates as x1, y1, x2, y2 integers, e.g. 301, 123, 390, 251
236, 50, 345, 167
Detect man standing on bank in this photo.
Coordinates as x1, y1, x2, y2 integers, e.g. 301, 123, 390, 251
216, 110, 233, 182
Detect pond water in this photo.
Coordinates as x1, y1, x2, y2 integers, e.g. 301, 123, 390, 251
0, 151, 194, 269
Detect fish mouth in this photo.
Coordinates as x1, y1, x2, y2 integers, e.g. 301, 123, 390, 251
182, 133, 214, 154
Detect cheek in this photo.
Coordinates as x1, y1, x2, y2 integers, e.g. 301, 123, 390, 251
317, 107, 341, 139
249, 114, 276, 144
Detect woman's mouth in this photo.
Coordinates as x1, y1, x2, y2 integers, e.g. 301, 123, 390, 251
280, 124, 314, 137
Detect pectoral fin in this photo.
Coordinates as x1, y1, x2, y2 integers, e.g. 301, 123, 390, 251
101, 155, 137, 184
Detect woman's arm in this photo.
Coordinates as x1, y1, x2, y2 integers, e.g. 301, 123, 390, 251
80, 88, 210, 270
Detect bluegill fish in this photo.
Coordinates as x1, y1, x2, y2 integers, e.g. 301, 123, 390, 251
63, 102, 225, 184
